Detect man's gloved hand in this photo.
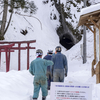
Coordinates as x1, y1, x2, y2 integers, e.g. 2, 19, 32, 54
65, 73, 67, 77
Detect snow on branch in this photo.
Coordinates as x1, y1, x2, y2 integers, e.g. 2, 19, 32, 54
15, 12, 42, 30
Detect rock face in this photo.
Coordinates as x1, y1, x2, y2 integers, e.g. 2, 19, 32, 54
54, 0, 76, 50
59, 33, 75, 50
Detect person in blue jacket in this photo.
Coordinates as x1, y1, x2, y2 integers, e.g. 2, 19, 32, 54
51, 46, 68, 82
43, 50, 53, 90
29, 49, 53, 100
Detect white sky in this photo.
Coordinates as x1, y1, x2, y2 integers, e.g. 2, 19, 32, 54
0, 0, 100, 100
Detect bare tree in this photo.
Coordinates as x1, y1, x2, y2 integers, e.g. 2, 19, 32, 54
0, 0, 37, 40
0, 0, 8, 40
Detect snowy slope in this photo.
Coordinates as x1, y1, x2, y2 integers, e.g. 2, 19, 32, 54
0, 31, 98, 100
0, 0, 100, 100
1, 0, 61, 71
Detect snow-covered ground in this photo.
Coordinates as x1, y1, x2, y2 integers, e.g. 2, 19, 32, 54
0, 32, 99, 100
0, 0, 100, 100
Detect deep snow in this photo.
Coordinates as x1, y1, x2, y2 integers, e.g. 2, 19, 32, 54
0, 0, 100, 100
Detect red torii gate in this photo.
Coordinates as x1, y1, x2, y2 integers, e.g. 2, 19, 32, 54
0, 43, 15, 72
0, 40, 36, 72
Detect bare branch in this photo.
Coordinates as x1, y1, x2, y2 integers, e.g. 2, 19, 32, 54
23, 17, 33, 28
0, 10, 3, 15
15, 12, 42, 30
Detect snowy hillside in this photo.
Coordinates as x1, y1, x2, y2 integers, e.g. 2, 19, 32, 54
1, 0, 61, 71
0, 30, 98, 100
0, 0, 100, 100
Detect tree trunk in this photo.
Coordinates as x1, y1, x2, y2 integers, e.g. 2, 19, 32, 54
0, 0, 8, 40
4, 7, 13, 35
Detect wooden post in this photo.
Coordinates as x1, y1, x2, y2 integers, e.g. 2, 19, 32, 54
92, 27, 96, 76
5, 48, 9, 72
94, 27, 96, 63
8, 49, 11, 70
99, 22, 100, 63
92, 59, 95, 76
95, 20, 100, 83
27, 43, 29, 70
18, 43, 21, 71
98, 22, 100, 83
96, 61, 100, 83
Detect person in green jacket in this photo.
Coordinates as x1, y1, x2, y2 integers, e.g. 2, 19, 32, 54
29, 49, 53, 100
